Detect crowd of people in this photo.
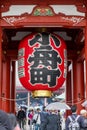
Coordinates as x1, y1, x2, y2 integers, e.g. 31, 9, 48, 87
0, 103, 87, 130
27, 106, 62, 130
18, 104, 87, 130
13, 103, 87, 130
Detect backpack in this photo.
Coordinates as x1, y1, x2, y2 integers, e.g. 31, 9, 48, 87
68, 115, 80, 130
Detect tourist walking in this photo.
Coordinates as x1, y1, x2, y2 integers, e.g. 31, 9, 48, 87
40, 106, 49, 130
65, 105, 87, 130
33, 108, 41, 130
28, 109, 34, 130
17, 107, 26, 129
46, 110, 59, 130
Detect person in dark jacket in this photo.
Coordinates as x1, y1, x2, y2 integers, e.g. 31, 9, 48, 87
17, 107, 26, 129
0, 110, 12, 130
46, 110, 59, 130
65, 105, 87, 130
40, 106, 49, 130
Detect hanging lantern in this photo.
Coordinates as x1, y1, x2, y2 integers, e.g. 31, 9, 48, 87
18, 32, 67, 97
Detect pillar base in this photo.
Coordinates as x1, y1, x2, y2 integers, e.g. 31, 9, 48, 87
32, 90, 52, 98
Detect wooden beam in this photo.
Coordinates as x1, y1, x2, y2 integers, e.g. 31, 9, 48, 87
1, 15, 86, 28
1, 0, 84, 6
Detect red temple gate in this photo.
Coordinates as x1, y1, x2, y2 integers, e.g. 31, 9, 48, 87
0, 0, 87, 114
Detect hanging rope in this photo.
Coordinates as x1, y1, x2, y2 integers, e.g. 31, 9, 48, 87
0, 96, 27, 101
66, 98, 86, 105
0, 95, 86, 106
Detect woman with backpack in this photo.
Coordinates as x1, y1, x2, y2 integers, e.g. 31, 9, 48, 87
65, 105, 87, 130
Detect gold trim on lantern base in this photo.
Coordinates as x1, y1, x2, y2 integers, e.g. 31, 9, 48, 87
32, 90, 52, 98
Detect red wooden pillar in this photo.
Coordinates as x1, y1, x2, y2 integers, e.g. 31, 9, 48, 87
66, 62, 72, 117
2, 57, 11, 112
10, 61, 16, 113
85, 9, 87, 99
73, 60, 85, 114
0, 27, 2, 109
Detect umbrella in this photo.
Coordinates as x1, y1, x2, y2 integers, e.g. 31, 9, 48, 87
28, 106, 34, 110
45, 102, 71, 110
55, 93, 65, 100
20, 104, 28, 109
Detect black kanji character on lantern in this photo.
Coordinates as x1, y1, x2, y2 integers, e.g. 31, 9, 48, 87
30, 68, 61, 87
29, 32, 60, 47
28, 32, 62, 87
29, 32, 50, 46
51, 34, 60, 47
29, 50, 61, 69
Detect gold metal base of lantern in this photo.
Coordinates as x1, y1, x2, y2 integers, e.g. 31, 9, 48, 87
32, 90, 52, 98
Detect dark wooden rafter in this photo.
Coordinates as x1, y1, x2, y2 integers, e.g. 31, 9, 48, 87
72, 29, 84, 52
77, 47, 85, 61
75, 29, 84, 43
2, 30, 8, 51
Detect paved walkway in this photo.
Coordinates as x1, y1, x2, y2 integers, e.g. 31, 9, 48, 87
21, 119, 65, 130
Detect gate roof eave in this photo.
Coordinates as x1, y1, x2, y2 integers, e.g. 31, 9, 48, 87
1, 15, 86, 28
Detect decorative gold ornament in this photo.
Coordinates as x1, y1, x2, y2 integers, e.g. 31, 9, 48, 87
32, 90, 52, 98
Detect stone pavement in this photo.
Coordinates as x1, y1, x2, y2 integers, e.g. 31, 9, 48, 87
21, 119, 65, 130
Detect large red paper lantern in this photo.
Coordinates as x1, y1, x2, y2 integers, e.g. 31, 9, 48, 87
18, 32, 67, 97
